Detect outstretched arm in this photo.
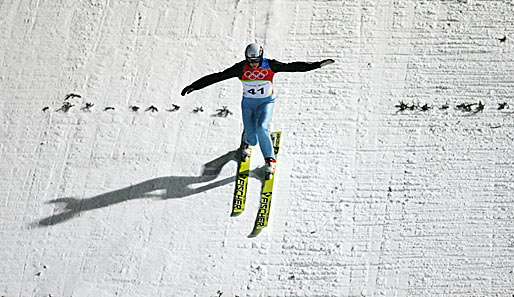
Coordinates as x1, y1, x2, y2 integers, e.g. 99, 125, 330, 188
181, 62, 245, 96
269, 59, 335, 73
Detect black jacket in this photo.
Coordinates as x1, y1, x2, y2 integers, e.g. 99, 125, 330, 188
185, 59, 324, 93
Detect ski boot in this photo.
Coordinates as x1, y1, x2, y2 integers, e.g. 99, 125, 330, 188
240, 142, 252, 161
264, 157, 277, 180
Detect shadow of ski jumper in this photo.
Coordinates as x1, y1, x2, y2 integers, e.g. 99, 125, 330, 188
33, 149, 259, 227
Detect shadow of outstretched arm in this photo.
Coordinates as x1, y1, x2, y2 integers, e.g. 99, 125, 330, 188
35, 149, 242, 227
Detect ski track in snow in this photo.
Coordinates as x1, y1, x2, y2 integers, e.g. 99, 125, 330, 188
1, 0, 514, 296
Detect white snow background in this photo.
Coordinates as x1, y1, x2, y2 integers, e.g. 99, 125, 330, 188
1, 0, 514, 296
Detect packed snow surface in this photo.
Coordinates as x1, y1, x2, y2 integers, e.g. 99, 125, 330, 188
1, 0, 513, 296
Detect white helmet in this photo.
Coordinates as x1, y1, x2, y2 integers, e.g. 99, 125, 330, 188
245, 43, 263, 63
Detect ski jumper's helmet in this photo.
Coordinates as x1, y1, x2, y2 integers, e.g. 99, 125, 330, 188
245, 43, 263, 63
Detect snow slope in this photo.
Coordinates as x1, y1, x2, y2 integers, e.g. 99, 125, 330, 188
1, 0, 513, 296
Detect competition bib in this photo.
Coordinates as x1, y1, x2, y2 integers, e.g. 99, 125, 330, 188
240, 59, 275, 99
242, 81, 273, 98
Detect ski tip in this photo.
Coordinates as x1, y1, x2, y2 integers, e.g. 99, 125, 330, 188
248, 228, 263, 238
231, 211, 243, 217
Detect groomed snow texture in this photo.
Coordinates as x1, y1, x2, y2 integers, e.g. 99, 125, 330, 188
1, 0, 514, 296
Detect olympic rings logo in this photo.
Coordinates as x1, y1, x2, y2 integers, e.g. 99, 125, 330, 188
244, 69, 269, 80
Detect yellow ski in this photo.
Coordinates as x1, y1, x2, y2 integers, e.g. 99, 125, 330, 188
249, 131, 281, 237
231, 135, 252, 216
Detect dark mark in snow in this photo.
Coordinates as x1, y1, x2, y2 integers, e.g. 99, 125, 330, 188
395, 101, 431, 112
130, 106, 140, 112
146, 105, 158, 112
81, 103, 94, 111
395, 101, 410, 111
456, 102, 480, 112
167, 104, 180, 112
214, 106, 233, 117
42, 106, 50, 112
104, 107, 115, 111
420, 103, 432, 111
56, 102, 74, 112
64, 93, 81, 100
475, 101, 485, 113
498, 102, 509, 110
193, 106, 204, 113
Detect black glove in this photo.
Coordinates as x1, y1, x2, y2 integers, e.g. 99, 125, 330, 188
181, 85, 195, 96
319, 59, 335, 67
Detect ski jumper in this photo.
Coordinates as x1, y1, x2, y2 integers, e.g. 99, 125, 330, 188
185, 58, 324, 160
240, 58, 275, 158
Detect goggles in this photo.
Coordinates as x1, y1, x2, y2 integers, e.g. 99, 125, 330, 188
246, 57, 261, 64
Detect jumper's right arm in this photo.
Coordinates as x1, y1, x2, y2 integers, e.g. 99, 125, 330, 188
181, 62, 244, 96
